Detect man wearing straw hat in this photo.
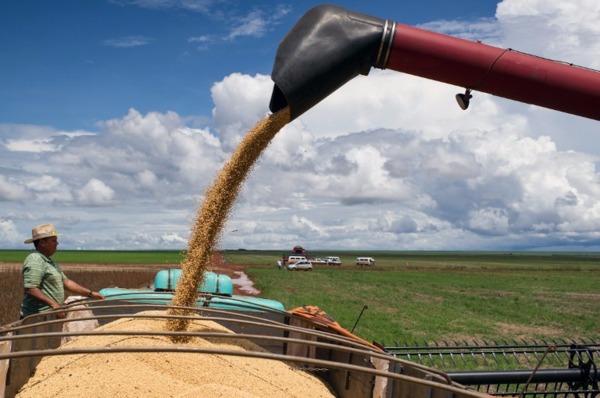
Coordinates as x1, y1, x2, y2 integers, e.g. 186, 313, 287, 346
20, 223, 104, 319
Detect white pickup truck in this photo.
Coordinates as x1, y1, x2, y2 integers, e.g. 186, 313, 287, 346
324, 256, 342, 266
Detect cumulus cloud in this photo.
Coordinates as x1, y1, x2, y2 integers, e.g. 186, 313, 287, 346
0, 219, 22, 247
76, 179, 116, 206
496, 0, 600, 67
5, 138, 61, 152
2, 0, 599, 251
211, 73, 275, 150
0, 176, 32, 201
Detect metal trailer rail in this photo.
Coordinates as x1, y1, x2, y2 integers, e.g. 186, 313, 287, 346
380, 339, 600, 397
1, 297, 495, 398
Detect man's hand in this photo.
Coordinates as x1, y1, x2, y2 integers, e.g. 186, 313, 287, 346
88, 291, 105, 300
51, 303, 66, 319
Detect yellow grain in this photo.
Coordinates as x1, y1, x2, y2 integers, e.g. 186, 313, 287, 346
166, 108, 291, 339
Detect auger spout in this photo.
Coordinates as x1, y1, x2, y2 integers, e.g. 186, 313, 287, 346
269, 5, 390, 120
269, 4, 600, 121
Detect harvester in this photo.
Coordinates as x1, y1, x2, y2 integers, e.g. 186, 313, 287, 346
2, 4, 599, 397
269, 5, 599, 122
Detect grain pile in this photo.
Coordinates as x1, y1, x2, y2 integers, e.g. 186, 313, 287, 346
17, 311, 335, 398
167, 107, 291, 337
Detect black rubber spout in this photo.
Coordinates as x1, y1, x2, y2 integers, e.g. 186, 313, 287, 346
269, 5, 392, 121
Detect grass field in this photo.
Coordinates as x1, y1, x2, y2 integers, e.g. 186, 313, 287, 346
2, 250, 599, 347
218, 250, 600, 345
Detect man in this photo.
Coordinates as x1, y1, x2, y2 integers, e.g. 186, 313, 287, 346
20, 223, 104, 319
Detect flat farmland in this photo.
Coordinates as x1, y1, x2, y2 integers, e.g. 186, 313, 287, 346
2, 250, 599, 346
225, 250, 600, 345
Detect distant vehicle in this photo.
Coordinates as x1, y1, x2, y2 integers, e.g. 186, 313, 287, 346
291, 245, 306, 255
355, 257, 375, 266
310, 258, 327, 265
325, 256, 342, 266
287, 255, 307, 264
287, 261, 313, 271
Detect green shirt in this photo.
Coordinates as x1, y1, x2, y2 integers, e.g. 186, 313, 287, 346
20, 251, 67, 317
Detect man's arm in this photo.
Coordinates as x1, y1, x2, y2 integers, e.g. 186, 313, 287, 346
24, 287, 62, 309
24, 287, 66, 319
63, 279, 104, 299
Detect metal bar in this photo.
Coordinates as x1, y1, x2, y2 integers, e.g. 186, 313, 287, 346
447, 368, 590, 385
381, 341, 595, 353
446, 340, 457, 368
3, 305, 472, 387
0, 345, 492, 398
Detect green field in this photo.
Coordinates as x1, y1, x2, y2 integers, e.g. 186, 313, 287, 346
217, 250, 600, 345
2, 249, 599, 346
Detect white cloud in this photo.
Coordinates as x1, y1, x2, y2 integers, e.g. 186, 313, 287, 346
496, 0, 600, 67
25, 175, 63, 192
468, 208, 509, 235
76, 179, 115, 206
5, 138, 60, 152
102, 36, 153, 48
226, 5, 291, 40
188, 35, 215, 50
211, 73, 274, 150
2, 0, 599, 251
0, 219, 22, 247
0, 175, 32, 201
296, 71, 512, 140
227, 10, 268, 40
160, 232, 187, 245
109, 0, 213, 13
418, 18, 502, 44
136, 170, 158, 189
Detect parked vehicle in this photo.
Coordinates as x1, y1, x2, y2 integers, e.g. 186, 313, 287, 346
325, 256, 342, 266
287, 260, 313, 271
291, 245, 306, 255
355, 257, 375, 266
287, 255, 307, 264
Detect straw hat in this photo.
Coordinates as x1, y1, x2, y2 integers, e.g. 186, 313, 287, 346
24, 223, 59, 244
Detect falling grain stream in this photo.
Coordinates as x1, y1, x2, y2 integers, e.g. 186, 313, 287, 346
166, 107, 291, 338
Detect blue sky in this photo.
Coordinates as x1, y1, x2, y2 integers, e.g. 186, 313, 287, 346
2, 0, 600, 252
1, 1, 498, 131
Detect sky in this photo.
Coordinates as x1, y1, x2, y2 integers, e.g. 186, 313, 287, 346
1, 0, 600, 252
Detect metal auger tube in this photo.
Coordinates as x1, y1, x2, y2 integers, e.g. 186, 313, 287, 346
269, 4, 600, 121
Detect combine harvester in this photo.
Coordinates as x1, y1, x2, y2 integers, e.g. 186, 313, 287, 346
2, 4, 600, 397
